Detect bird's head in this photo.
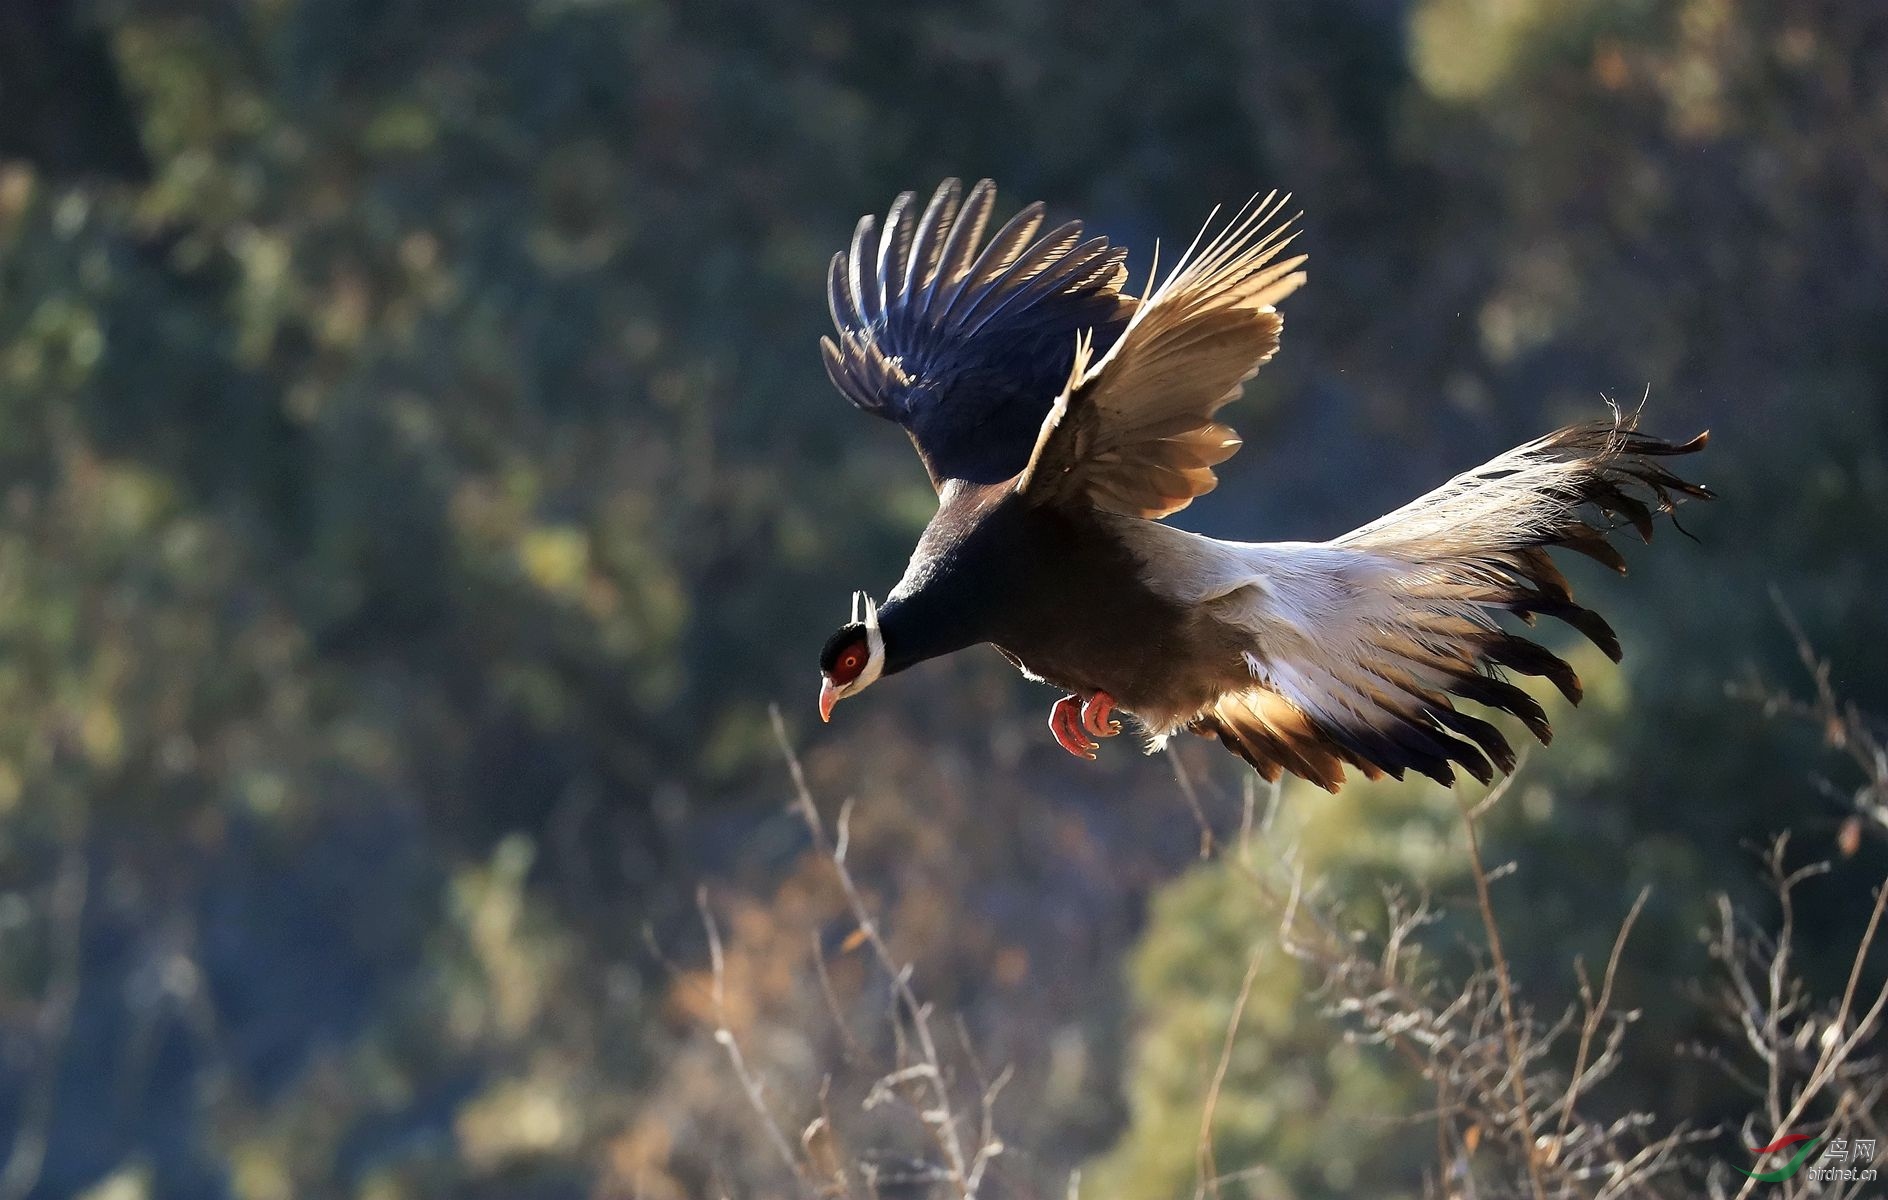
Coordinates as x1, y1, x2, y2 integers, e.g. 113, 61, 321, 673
818, 591, 886, 722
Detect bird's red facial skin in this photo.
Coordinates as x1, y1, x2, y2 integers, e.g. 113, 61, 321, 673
818, 635, 870, 723
829, 642, 867, 685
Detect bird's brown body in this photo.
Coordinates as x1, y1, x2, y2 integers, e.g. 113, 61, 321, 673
875, 482, 1243, 720
815, 179, 1711, 790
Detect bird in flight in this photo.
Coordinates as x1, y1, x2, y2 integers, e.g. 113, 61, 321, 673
815, 179, 1710, 791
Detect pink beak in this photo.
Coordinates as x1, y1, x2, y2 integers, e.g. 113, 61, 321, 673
818, 677, 840, 723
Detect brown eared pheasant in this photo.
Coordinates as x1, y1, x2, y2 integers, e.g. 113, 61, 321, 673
815, 179, 1711, 792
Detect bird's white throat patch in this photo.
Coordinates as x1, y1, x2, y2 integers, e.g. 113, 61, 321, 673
850, 590, 886, 690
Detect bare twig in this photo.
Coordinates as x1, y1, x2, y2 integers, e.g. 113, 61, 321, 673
1730, 589, 1888, 845
769, 704, 983, 1194
1726, 866, 1888, 1200
1456, 778, 1550, 1200
1196, 945, 1267, 1200
1171, 750, 1218, 859
1554, 887, 1651, 1153
698, 886, 813, 1192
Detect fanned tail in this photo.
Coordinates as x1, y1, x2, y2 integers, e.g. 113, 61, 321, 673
1337, 418, 1713, 574
1194, 414, 1712, 792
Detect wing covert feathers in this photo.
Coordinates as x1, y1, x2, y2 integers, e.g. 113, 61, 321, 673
1019, 192, 1307, 518
1189, 416, 1712, 792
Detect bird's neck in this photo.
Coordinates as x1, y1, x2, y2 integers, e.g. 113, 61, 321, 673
876, 586, 990, 677
876, 480, 1036, 675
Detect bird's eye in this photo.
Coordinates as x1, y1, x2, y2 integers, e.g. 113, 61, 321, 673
831, 647, 867, 684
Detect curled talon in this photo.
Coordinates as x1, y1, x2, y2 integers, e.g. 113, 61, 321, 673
1049, 695, 1099, 759
1081, 691, 1120, 738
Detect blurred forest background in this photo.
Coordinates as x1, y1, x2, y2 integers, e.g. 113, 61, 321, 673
0, 0, 1885, 1197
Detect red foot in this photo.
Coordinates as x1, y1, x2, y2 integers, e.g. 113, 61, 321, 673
1082, 692, 1121, 739
1049, 695, 1098, 760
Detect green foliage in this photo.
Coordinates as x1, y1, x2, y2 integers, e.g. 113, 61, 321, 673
1091, 801, 1440, 1200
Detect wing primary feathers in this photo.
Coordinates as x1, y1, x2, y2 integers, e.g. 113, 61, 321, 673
969, 202, 1048, 287
827, 252, 860, 333
934, 200, 1046, 331
875, 190, 917, 334
924, 178, 996, 321
849, 214, 880, 326
953, 219, 1082, 334
821, 179, 1138, 484
818, 336, 860, 409
901, 179, 960, 326
958, 227, 1107, 339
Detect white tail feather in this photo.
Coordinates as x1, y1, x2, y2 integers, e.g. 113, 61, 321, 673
1111, 416, 1709, 790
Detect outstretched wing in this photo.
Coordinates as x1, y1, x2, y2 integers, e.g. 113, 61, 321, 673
1176, 420, 1712, 792
1017, 193, 1307, 518
821, 179, 1137, 488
